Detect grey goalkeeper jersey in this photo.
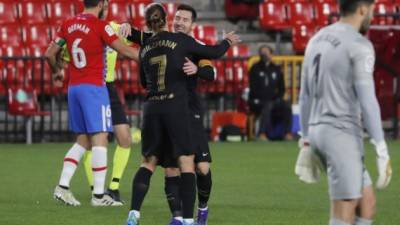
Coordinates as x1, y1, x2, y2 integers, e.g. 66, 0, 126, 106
300, 22, 384, 141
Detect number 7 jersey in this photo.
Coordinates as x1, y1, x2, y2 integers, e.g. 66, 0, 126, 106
300, 22, 376, 133
54, 13, 118, 86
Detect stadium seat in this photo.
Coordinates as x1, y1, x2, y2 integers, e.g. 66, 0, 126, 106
0, 0, 19, 24
372, 2, 396, 25
48, 1, 76, 25
287, 2, 315, 26
163, 2, 177, 22
259, 1, 290, 30
224, 0, 259, 21
131, 1, 149, 29
292, 24, 318, 54
22, 24, 51, 48
211, 111, 247, 141
1, 46, 26, 57
314, 1, 339, 26
18, 1, 48, 24
0, 25, 23, 48
106, 1, 131, 23
374, 68, 395, 120
226, 44, 250, 58
116, 60, 140, 94
7, 87, 50, 144
193, 25, 217, 45
368, 27, 393, 61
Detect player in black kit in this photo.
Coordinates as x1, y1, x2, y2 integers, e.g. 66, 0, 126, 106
125, 3, 240, 225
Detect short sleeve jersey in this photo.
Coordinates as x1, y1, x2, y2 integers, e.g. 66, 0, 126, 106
54, 13, 118, 86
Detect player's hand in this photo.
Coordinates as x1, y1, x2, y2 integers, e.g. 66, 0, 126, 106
371, 140, 392, 189
295, 138, 322, 184
53, 70, 64, 88
183, 57, 198, 76
119, 23, 132, 38
222, 31, 241, 46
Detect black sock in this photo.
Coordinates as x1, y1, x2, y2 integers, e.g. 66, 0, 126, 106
197, 170, 212, 209
165, 176, 182, 217
131, 167, 153, 211
180, 173, 196, 219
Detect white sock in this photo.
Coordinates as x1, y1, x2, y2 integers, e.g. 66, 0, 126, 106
59, 143, 85, 187
174, 217, 183, 222
198, 206, 208, 211
183, 218, 194, 224
92, 146, 107, 195
129, 210, 140, 219
329, 218, 351, 225
355, 217, 373, 225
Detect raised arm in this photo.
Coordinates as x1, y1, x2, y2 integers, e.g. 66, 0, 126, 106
184, 31, 240, 59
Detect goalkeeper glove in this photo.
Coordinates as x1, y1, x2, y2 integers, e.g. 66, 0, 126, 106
371, 140, 392, 190
295, 139, 322, 184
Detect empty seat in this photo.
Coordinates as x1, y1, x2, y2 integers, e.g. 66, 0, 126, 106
292, 24, 318, 54
314, 1, 339, 26
18, 1, 48, 24
106, 1, 131, 23
224, 0, 259, 21
48, 1, 76, 25
193, 25, 217, 45
131, 2, 148, 29
372, 3, 396, 25
259, 1, 289, 30
287, 2, 315, 26
0, 0, 18, 24
22, 24, 51, 48
0, 25, 23, 47
226, 44, 250, 58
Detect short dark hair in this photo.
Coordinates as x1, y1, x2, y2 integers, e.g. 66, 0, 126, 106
84, 0, 104, 8
259, 44, 274, 54
339, 0, 374, 16
177, 4, 197, 22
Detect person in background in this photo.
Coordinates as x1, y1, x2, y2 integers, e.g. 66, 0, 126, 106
248, 45, 292, 141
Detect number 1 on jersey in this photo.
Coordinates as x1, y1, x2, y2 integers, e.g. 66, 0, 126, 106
150, 55, 167, 92
313, 53, 322, 98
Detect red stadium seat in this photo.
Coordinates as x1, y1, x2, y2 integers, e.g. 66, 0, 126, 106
314, 1, 339, 26
0, 25, 23, 48
292, 24, 318, 54
193, 25, 217, 45
116, 60, 140, 94
22, 24, 51, 48
131, 2, 148, 29
163, 2, 177, 22
211, 111, 247, 141
374, 68, 395, 120
224, 0, 259, 21
25, 46, 48, 57
368, 27, 393, 61
259, 1, 289, 30
48, 1, 76, 25
0, 1, 19, 24
372, 3, 396, 25
106, 1, 131, 23
287, 2, 315, 26
18, 1, 48, 24
1, 46, 26, 57
226, 44, 250, 58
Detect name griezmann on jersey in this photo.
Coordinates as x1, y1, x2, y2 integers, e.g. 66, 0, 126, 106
140, 40, 177, 58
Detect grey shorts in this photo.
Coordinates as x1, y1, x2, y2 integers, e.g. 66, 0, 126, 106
309, 124, 372, 200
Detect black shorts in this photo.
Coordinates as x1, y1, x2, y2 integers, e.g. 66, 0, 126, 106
107, 82, 128, 126
191, 113, 212, 163
141, 111, 194, 166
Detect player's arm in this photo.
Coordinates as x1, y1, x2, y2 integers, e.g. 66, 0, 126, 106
45, 42, 63, 74
184, 31, 240, 59
183, 58, 215, 81
109, 39, 139, 61
101, 23, 139, 61
352, 40, 392, 189
299, 57, 311, 141
119, 23, 152, 46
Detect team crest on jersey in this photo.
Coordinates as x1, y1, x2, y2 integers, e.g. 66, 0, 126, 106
105, 25, 115, 36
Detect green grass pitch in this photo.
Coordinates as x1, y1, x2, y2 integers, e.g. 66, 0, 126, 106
0, 141, 398, 225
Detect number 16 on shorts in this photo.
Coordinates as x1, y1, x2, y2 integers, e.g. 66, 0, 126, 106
102, 104, 112, 132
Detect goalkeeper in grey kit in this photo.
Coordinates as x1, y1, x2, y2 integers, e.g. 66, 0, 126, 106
296, 1, 392, 225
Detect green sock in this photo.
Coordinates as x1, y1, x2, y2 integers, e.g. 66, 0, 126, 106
109, 145, 131, 190
83, 150, 93, 188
